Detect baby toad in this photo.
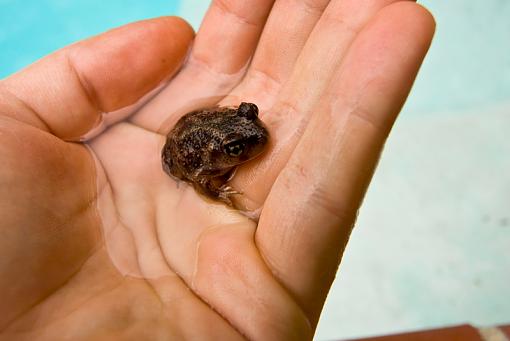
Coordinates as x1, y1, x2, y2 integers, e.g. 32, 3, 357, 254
162, 102, 269, 205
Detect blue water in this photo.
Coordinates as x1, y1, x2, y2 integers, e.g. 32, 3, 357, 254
410, 0, 510, 114
0, 0, 179, 78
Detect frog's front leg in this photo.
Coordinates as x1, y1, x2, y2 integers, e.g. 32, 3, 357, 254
195, 177, 241, 206
217, 184, 242, 205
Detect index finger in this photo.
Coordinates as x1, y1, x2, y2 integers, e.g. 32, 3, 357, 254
0, 17, 193, 141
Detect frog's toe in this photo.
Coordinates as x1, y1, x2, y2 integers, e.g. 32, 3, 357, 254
217, 185, 243, 207
219, 185, 242, 196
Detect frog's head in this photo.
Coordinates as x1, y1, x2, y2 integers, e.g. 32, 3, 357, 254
218, 102, 269, 166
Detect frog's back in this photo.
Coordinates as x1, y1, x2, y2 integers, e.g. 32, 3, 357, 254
162, 107, 234, 181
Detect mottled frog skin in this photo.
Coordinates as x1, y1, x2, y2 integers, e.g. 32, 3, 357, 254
161, 102, 269, 205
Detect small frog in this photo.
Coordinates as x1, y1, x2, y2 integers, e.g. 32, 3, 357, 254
162, 102, 269, 206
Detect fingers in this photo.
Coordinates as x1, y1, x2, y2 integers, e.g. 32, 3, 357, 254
225, 0, 331, 108
256, 2, 435, 325
0, 17, 193, 140
132, 0, 275, 131
190, 0, 275, 74
231, 0, 412, 209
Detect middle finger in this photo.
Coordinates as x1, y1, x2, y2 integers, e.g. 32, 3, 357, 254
225, 0, 332, 109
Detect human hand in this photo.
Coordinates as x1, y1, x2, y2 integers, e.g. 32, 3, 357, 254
0, 0, 434, 340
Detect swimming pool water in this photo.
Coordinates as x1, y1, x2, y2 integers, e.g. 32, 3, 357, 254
0, 0, 179, 78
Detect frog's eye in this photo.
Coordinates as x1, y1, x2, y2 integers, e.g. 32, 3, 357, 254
223, 141, 245, 157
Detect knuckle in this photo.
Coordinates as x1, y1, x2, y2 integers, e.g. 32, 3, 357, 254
213, 0, 259, 26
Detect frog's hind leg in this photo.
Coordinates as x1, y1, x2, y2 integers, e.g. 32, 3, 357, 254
161, 157, 185, 189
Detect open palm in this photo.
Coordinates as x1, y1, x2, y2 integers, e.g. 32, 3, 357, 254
0, 1, 434, 340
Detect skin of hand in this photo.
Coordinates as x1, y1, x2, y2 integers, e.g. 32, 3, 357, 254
0, 1, 434, 340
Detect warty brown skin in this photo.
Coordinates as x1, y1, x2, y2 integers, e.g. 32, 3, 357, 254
162, 102, 269, 205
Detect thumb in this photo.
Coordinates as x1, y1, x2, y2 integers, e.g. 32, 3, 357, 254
0, 16, 194, 140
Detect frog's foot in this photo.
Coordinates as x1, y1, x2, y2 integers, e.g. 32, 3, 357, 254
194, 179, 240, 206
216, 185, 241, 206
